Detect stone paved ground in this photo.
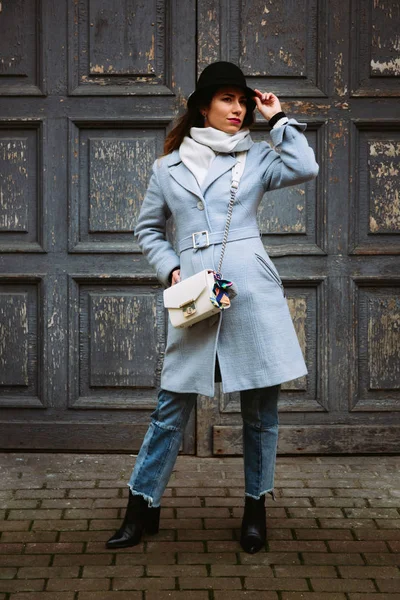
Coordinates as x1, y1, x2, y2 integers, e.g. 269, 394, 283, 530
0, 453, 399, 600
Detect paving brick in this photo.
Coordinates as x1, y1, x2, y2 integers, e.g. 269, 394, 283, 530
0, 521, 30, 532
0, 567, 17, 579
363, 554, 400, 566
112, 577, 175, 590
311, 578, 376, 592
146, 541, 204, 552
8, 509, 62, 520
245, 578, 309, 591
214, 593, 278, 600
0, 544, 23, 554
327, 540, 388, 553
2, 531, 58, 543
77, 594, 142, 600
147, 565, 207, 576
302, 553, 364, 565
240, 552, 301, 565
82, 566, 144, 578
281, 594, 346, 600
295, 529, 353, 540
338, 565, 400, 578
47, 578, 110, 591
0, 556, 51, 568
17, 567, 79, 579
376, 580, 400, 593
116, 554, 176, 565
53, 554, 112, 567
177, 553, 237, 564
146, 593, 209, 600
9, 594, 74, 600
211, 564, 274, 577
177, 529, 234, 540
0, 580, 45, 592
348, 595, 400, 600
179, 577, 242, 589
31, 519, 88, 531
274, 565, 337, 578
376, 520, 400, 529
25, 543, 84, 554
268, 540, 327, 552
355, 529, 400, 541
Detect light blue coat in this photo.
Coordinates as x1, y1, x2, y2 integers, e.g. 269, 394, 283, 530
135, 118, 319, 396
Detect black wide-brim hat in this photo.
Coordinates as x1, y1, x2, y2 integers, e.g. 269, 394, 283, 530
187, 61, 256, 110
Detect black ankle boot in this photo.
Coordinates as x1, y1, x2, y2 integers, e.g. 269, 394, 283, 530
240, 495, 266, 554
105, 491, 161, 549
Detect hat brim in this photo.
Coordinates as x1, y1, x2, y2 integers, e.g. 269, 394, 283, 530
187, 84, 257, 109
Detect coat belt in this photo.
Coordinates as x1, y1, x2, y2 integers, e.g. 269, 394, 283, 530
178, 226, 261, 253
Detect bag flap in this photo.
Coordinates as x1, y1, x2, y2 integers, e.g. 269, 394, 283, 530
163, 270, 209, 309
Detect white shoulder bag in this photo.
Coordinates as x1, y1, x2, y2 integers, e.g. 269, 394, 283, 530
163, 152, 246, 329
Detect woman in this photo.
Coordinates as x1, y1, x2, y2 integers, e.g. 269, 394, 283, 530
106, 61, 319, 554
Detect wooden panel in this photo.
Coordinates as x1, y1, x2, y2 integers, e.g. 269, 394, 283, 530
213, 425, 400, 454
350, 278, 400, 411
350, 122, 400, 254
0, 279, 43, 408
197, 0, 328, 97
219, 279, 328, 414
0, 0, 45, 95
68, 120, 167, 252
350, 0, 400, 97
69, 0, 173, 95
0, 123, 44, 252
68, 275, 166, 410
253, 122, 326, 256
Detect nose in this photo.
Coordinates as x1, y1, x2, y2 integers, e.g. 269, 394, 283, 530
233, 100, 243, 115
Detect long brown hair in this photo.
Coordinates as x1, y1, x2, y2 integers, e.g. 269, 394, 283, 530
163, 85, 256, 156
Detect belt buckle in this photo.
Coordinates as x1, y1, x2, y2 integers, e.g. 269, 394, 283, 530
192, 230, 209, 249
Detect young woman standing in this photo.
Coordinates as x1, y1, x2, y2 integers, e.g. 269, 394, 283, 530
106, 61, 319, 554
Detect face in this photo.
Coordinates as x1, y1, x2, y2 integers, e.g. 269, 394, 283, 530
202, 86, 248, 133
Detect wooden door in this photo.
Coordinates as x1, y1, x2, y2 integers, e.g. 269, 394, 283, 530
196, 0, 400, 455
0, 0, 197, 452
0, 0, 399, 454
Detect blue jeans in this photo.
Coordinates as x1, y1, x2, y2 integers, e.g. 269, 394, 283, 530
128, 385, 280, 507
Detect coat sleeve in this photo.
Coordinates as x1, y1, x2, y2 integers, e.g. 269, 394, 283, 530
134, 159, 180, 287
260, 118, 319, 191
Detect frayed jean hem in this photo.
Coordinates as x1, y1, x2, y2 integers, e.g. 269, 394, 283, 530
245, 488, 276, 502
127, 484, 159, 508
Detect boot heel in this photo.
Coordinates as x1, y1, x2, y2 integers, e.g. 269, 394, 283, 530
145, 506, 161, 535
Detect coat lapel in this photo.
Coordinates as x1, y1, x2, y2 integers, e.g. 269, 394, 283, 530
167, 151, 202, 200
167, 150, 238, 199
201, 153, 237, 195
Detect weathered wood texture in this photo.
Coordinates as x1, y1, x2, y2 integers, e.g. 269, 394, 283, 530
0, 0, 399, 454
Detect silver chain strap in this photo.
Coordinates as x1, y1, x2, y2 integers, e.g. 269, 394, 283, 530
216, 180, 238, 275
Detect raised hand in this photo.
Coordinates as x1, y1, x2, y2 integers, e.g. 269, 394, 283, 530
253, 89, 282, 121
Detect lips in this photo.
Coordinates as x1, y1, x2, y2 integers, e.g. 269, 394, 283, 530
228, 118, 241, 124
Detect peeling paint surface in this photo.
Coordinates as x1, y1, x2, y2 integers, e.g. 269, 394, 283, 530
0, 140, 29, 231
285, 296, 307, 390
368, 141, 400, 233
88, 137, 155, 232
239, 0, 308, 76
88, 1, 158, 76
370, 0, 400, 76
368, 295, 400, 389
90, 293, 159, 388
0, 294, 29, 386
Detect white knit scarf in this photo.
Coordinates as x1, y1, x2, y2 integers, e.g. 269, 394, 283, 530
179, 126, 253, 188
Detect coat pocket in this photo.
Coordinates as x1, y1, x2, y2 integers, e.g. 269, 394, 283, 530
254, 253, 286, 297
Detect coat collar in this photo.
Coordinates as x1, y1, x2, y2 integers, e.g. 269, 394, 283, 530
166, 150, 238, 198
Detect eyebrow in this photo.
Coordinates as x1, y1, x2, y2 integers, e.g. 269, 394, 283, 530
220, 92, 247, 99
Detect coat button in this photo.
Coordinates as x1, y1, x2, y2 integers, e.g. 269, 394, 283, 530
197, 200, 204, 211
